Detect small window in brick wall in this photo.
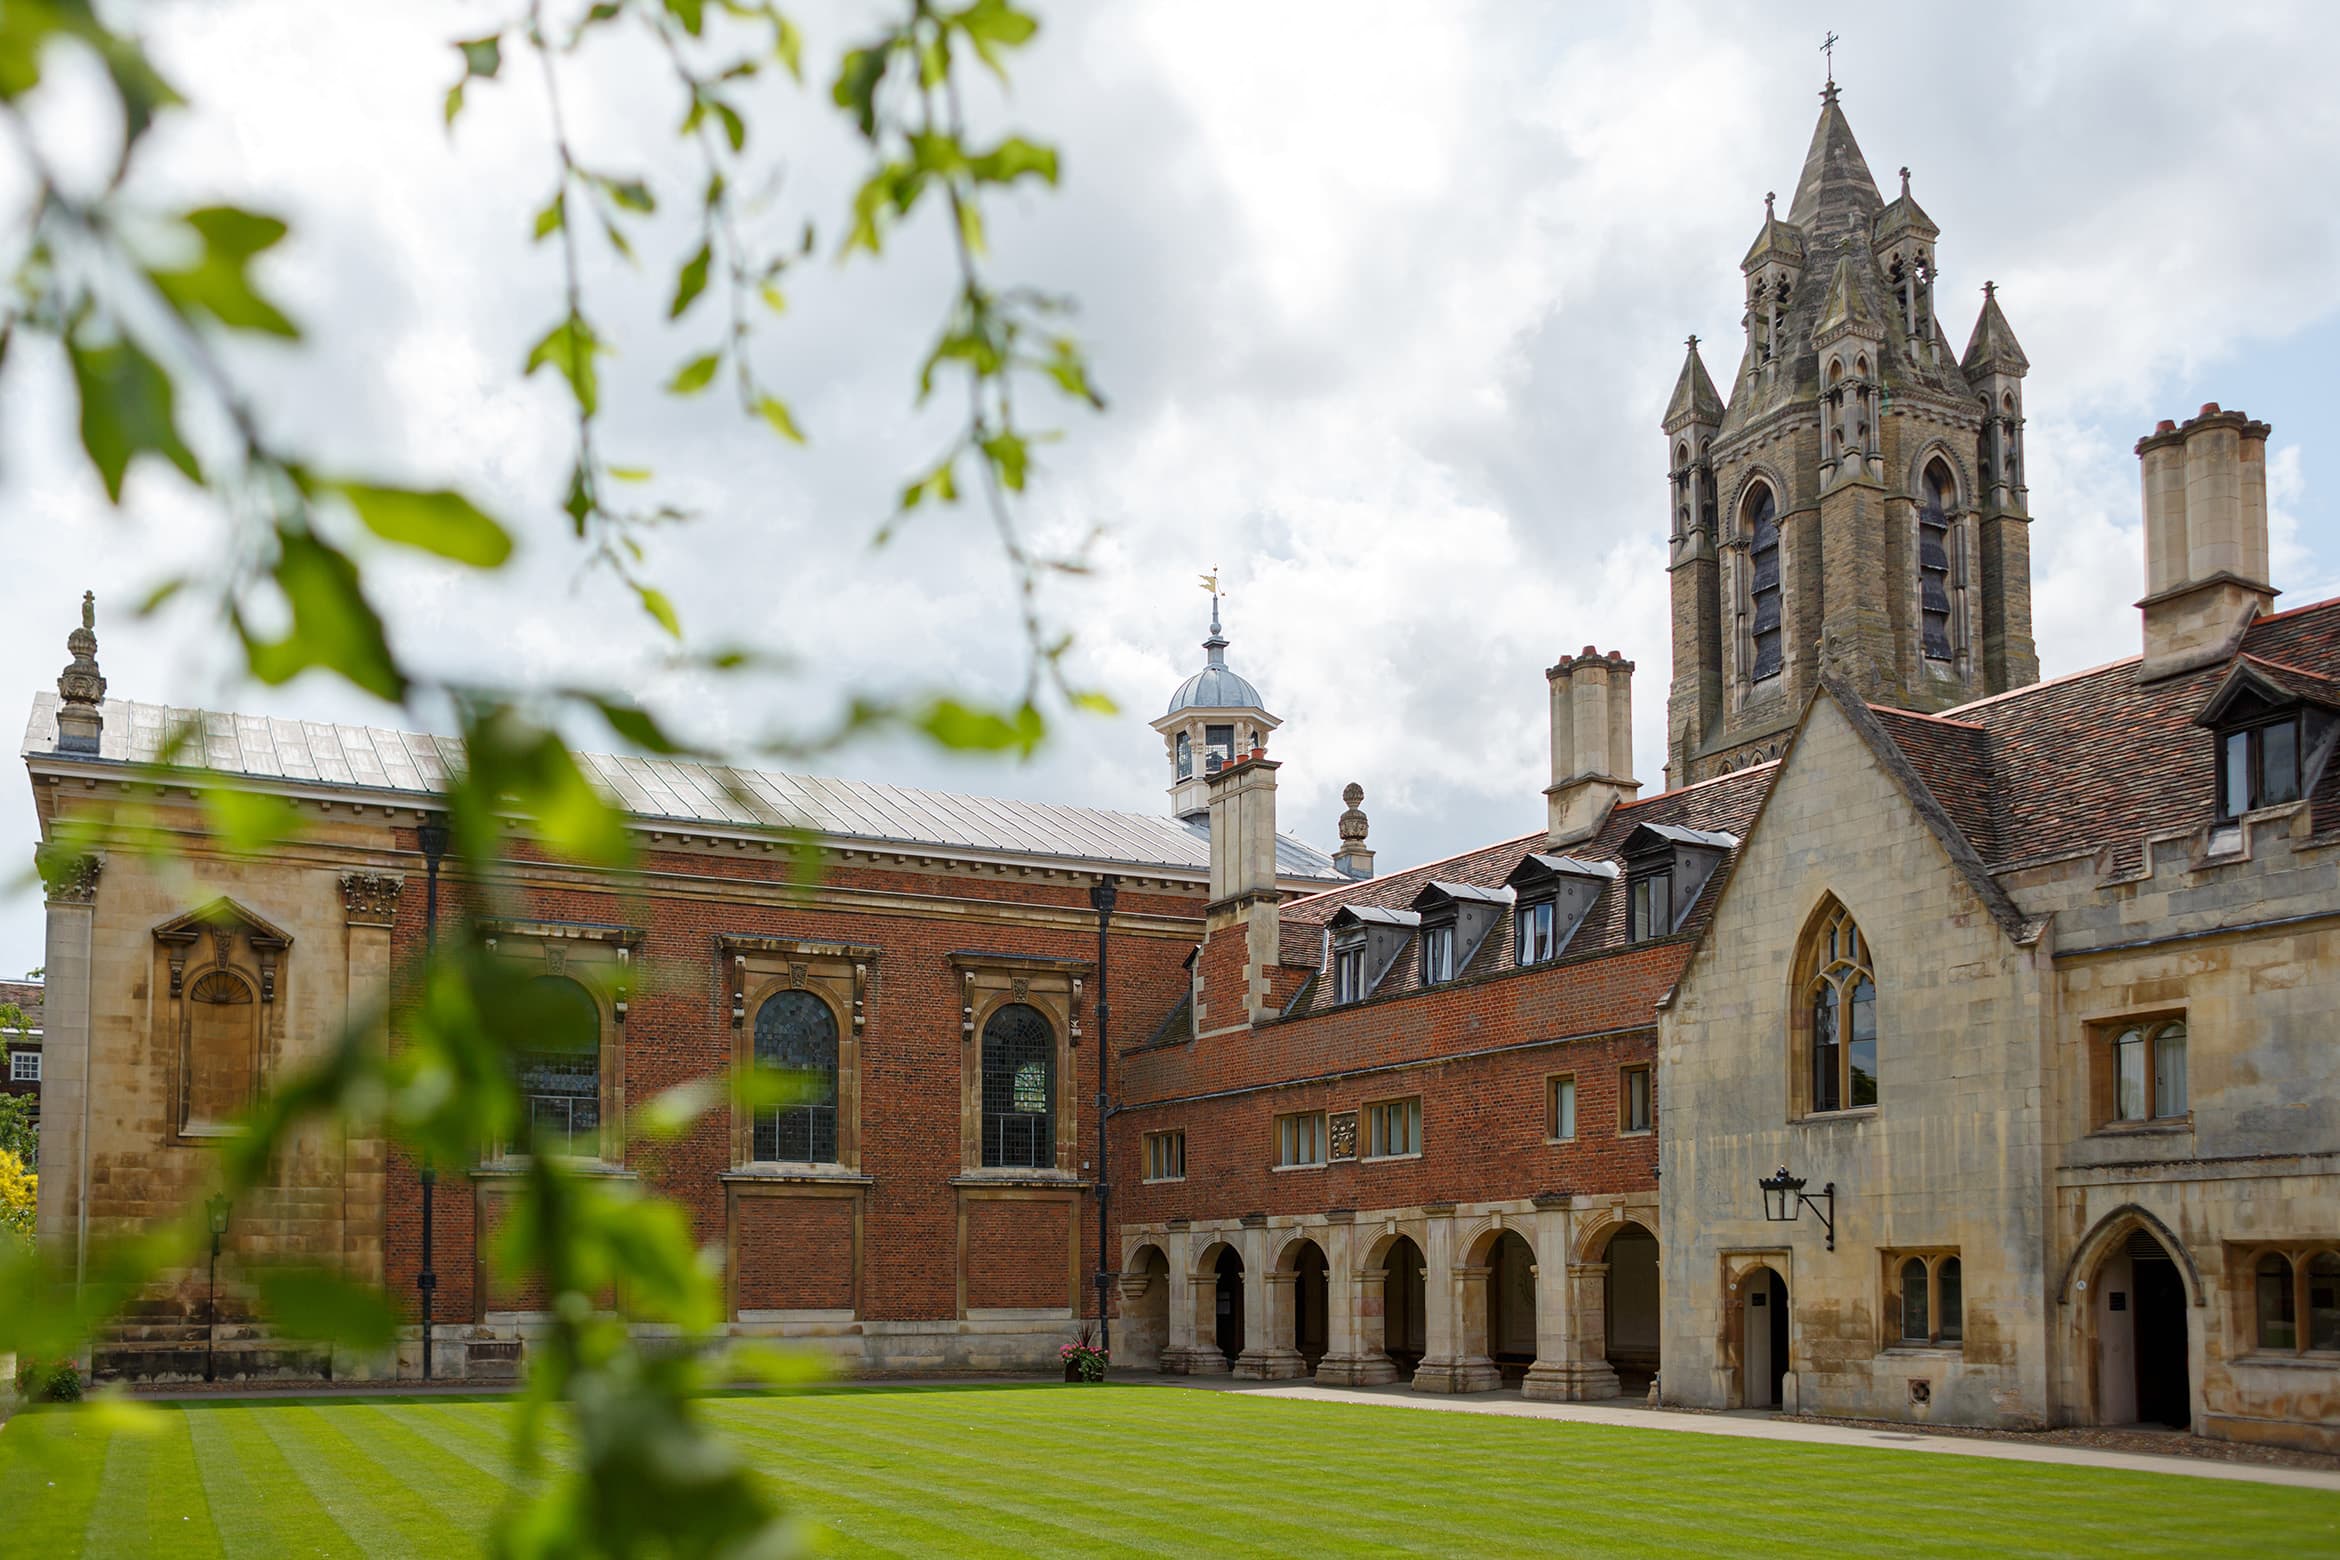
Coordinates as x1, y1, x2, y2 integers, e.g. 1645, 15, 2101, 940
1548, 1075, 1576, 1141
1364, 1097, 1421, 1159
1144, 1130, 1185, 1182
1619, 1065, 1653, 1135
1277, 1111, 1327, 1168
8, 1051, 37, 1083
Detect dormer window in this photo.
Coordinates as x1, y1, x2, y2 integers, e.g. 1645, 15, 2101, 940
1517, 900, 1557, 964
1325, 905, 1417, 1004
2220, 716, 2301, 817
1333, 938, 1367, 1003
1505, 853, 1616, 966
1619, 822, 1739, 945
1421, 924, 1455, 985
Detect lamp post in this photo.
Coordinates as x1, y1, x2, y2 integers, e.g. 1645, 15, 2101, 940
203, 1193, 231, 1383
1757, 1165, 1836, 1250
416, 818, 449, 1381
1090, 875, 1118, 1363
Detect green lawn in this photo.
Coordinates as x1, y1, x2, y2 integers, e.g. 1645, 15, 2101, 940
3, 1384, 2336, 1557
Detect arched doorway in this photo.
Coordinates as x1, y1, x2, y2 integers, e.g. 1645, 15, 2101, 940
2094, 1228, 2189, 1428
1486, 1231, 1537, 1384
1118, 1246, 1170, 1372
1214, 1246, 1245, 1366
1281, 1239, 1329, 1374
1603, 1222, 1660, 1395
1740, 1266, 1788, 1409
1381, 1236, 1426, 1378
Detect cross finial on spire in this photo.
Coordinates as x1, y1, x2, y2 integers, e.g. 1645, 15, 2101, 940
1982, 279, 1996, 301
1821, 30, 1839, 86
1764, 190, 1776, 220
1686, 333, 1700, 352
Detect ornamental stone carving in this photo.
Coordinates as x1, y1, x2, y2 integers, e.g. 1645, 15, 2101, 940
55, 590, 106, 755
339, 872, 405, 928
1329, 1110, 1359, 1162
40, 850, 102, 905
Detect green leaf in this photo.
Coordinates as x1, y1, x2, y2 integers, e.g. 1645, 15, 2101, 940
240, 531, 408, 701
201, 788, 303, 854
665, 352, 721, 395
327, 481, 514, 567
443, 80, 465, 126
664, 0, 705, 35
916, 697, 1045, 755
588, 697, 686, 753
896, 457, 958, 513
635, 583, 682, 638
980, 430, 1029, 492
713, 99, 745, 153
526, 312, 603, 417
1068, 689, 1119, 716
456, 35, 502, 78
772, 14, 803, 79
254, 1268, 402, 1351
532, 188, 566, 242
460, 708, 632, 866
600, 176, 656, 214
608, 465, 653, 483
755, 394, 805, 445
831, 46, 887, 139
669, 241, 711, 319
67, 334, 201, 502
955, 0, 1040, 80
968, 136, 1058, 187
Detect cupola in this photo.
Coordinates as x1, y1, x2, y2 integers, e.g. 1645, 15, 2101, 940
1151, 588, 1281, 821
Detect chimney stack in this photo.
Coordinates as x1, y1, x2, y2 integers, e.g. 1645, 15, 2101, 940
1194, 751, 1284, 1034
2137, 404, 2276, 680
55, 590, 106, 756
1546, 648, 1640, 847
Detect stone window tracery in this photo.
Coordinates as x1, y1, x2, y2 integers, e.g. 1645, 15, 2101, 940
1889, 1250, 1962, 1346
2250, 1247, 2340, 1355
1800, 900, 1877, 1115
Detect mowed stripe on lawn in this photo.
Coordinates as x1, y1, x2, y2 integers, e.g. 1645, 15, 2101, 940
2, 1384, 2336, 1559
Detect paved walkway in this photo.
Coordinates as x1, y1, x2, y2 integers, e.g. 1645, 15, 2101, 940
1144, 1374, 2340, 1492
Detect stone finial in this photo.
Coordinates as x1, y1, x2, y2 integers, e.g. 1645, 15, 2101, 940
1899, 165, 1911, 200
56, 590, 106, 755
1763, 191, 1776, 220
1333, 782, 1374, 881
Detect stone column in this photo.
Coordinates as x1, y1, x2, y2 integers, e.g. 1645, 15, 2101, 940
1232, 1223, 1304, 1378
338, 872, 402, 1379
34, 855, 100, 1284
1522, 1203, 1577, 1401
1314, 1216, 1397, 1387
1564, 1254, 1623, 1401
1158, 1227, 1224, 1375
1412, 1211, 1499, 1394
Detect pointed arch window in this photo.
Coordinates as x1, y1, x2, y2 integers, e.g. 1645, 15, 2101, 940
981, 1002, 1057, 1169
752, 990, 840, 1163
1745, 485, 1784, 682
1919, 462, 1957, 661
1803, 902, 1877, 1114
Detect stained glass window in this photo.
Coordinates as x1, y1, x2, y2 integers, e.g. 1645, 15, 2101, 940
753, 990, 839, 1163
981, 1003, 1055, 1169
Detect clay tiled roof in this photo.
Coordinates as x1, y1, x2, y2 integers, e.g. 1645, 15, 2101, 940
0, 980, 40, 1037
1274, 764, 1776, 1015
1856, 595, 2340, 875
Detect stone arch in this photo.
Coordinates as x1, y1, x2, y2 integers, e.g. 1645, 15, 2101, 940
1733, 1263, 1790, 1409
2059, 1204, 2204, 1309
1360, 1232, 1427, 1377
1903, 440, 1975, 509
1117, 1243, 1171, 1372
1728, 463, 1792, 525
1192, 1239, 1245, 1367
1275, 1235, 1330, 1373
1463, 1226, 1538, 1384
1599, 1220, 1661, 1391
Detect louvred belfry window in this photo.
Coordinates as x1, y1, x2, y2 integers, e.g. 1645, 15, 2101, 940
1919, 462, 1956, 661
752, 990, 839, 1163
1746, 486, 1783, 681
981, 1002, 1056, 1169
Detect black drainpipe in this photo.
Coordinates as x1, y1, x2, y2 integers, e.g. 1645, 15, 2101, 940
1090, 875, 1118, 1357
415, 818, 449, 1381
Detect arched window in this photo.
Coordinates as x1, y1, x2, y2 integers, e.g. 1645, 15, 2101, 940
184, 969, 259, 1131
514, 975, 601, 1159
1175, 731, 1192, 779
1744, 485, 1783, 682
2258, 1252, 2297, 1351
981, 1002, 1056, 1169
1900, 1258, 1930, 1343
752, 990, 839, 1163
1919, 461, 1957, 661
1805, 901, 1876, 1113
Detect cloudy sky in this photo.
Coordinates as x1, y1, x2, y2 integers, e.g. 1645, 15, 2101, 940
2, 0, 2338, 960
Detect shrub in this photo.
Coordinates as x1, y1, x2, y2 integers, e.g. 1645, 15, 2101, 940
14, 1357, 82, 1403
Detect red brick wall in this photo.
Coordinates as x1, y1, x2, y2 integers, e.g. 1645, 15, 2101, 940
964, 1197, 1071, 1309
734, 1196, 856, 1311
381, 831, 1199, 1327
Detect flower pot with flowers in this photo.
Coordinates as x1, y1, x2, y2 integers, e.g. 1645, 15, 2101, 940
1060, 1331, 1109, 1383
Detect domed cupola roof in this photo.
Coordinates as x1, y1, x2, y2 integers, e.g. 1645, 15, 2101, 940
1165, 596, 1266, 715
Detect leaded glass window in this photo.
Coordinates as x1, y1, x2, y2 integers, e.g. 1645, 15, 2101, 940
753, 990, 839, 1163
2259, 1253, 2297, 1351
2109, 1020, 2185, 1124
1746, 486, 1783, 681
1919, 461, 1956, 661
1900, 1258, 1930, 1343
981, 1002, 1055, 1169
1806, 902, 1877, 1113
514, 975, 600, 1158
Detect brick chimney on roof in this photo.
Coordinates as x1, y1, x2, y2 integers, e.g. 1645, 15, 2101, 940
2136, 403, 2277, 681
1194, 750, 1283, 1036
1545, 647, 1640, 847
